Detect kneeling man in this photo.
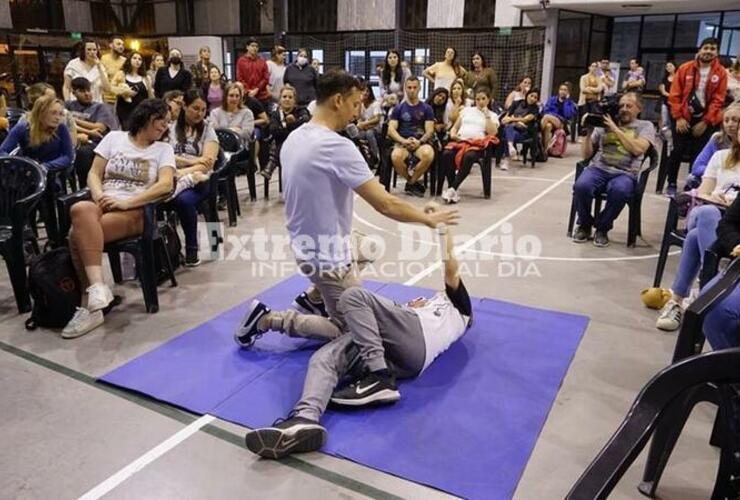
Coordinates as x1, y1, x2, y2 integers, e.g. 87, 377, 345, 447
243, 203, 472, 459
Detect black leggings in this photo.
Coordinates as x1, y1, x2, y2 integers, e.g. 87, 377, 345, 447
442, 149, 483, 190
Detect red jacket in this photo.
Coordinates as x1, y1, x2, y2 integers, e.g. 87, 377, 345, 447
236, 54, 270, 102
444, 136, 499, 170
668, 58, 727, 126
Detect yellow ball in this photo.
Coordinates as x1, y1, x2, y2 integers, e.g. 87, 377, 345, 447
640, 287, 672, 309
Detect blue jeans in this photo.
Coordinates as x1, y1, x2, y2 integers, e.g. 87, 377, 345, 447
671, 205, 723, 297
175, 182, 210, 251
574, 167, 636, 232
702, 274, 740, 350
503, 125, 527, 156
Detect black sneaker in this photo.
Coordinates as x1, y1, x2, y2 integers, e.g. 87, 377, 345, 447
245, 416, 327, 459
593, 230, 610, 248
412, 181, 426, 197
572, 225, 592, 243
184, 248, 201, 267
234, 299, 270, 348
404, 182, 416, 196
330, 371, 400, 407
292, 292, 329, 317
217, 197, 227, 211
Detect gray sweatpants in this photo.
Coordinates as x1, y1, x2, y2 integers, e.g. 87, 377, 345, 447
293, 287, 426, 422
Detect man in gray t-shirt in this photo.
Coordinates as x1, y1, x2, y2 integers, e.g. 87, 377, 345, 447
572, 92, 655, 248
235, 70, 458, 347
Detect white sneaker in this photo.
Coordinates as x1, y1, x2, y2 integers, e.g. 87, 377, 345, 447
448, 187, 460, 204
508, 144, 519, 161
656, 300, 683, 332
62, 307, 104, 339
441, 187, 452, 203
499, 160, 509, 171
86, 283, 113, 312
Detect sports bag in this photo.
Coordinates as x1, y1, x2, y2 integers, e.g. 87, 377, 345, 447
25, 247, 81, 329
547, 129, 568, 158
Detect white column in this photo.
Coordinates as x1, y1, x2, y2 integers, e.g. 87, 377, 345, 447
427, 0, 464, 29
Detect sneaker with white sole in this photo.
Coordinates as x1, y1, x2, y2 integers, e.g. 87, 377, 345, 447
292, 292, 328, 317
448, 187, 460, 204
245, 415, 327, 459
330, 371, 400, 407
234, 299, 271, 348
499, 160, 509, 171
62, 307, 104, 339
508, 143, 518, 160
86, 283, 114, 312
440, 187, 452, 203
656, 300, 683, 331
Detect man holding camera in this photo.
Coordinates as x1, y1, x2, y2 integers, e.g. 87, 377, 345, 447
572, 92, 656, 247
664, 37, 727, 196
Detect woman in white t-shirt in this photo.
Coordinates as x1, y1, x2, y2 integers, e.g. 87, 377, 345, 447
63, 99, 176, 338
357, 84, 383, 162
166, 89, 220, 267
423, 47, 466, 91
657, 128, 740, 332
439, 87, 499, 203
62, 39, 112, 103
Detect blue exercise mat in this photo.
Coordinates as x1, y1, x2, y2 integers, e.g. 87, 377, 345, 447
101, 275, 588, 499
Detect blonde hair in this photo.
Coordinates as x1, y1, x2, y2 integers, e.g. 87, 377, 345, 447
723, 103, 740, 170
28, 95, 62, 147
450, 78, 465, 101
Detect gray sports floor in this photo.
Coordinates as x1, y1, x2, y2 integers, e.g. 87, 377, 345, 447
0, 146, 718, 499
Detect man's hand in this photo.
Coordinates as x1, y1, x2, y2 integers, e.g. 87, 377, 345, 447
407, 138, 420, 151
426, 208, 459, 228
88, 129, 104, 140
731, 244, 740, 258
285, 114, 296, 124
676, 118, 690, 134
602, 114, 620, 133
78, 133, 90, 144
692, 120, 707, 138
248, 88, 259, 97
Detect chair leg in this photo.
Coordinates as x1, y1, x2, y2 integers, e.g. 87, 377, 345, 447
108, 251, 123, 283
247, 163, 257, 202
481, 158, 492, 199
137, 240, 159, 313
5, 243, 32, 313
227, 180, 238, 227
628, 200, 638, 248
653, 238, 673, 288
655, 140, 668, 193
157, 237, 178, 287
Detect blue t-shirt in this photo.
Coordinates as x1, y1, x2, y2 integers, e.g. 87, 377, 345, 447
390, 101, 435, 139
281, 122, 374, 268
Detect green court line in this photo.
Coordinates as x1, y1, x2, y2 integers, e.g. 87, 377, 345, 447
0, 340, 405, 500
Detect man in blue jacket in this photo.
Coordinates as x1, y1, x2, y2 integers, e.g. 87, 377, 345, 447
540, 82, 578, 150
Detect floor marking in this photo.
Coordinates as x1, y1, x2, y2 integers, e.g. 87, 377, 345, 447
402, 170, 576, 286
77, 414, 216, 500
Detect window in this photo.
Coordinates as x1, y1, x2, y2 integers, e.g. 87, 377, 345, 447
721, 11, 740, 57
675, 12, 721, 48
611, 17, 640, 66
641, 15, 674, 49
9, 0, 65, 31
312, 49, 324, 74
463, 0, 495, 28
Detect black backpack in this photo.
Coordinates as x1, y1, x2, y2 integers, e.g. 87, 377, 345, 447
154, 220, 182, 284
25, 247, 81, 330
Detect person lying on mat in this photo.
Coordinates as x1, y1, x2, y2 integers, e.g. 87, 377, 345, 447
243, 202, 472, 460
234, 70, 457, 346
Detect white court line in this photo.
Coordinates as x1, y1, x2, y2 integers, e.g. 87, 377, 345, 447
78, 414, 216, 500
402, 170, 576, 286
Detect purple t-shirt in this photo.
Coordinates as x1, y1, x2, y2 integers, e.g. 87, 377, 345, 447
281, 122, 374, 268
207, 85, 224, 112
391, 100, 435, 139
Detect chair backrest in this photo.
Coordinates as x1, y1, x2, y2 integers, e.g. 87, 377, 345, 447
214, 128, 243, 153
0, 155, 46, 228
6, 107, 25, 129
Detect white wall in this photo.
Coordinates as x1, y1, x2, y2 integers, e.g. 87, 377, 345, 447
167, 36, 224, 72
338, 0, 395, 30
0, 0, 11, 30
427, 0, 465, 28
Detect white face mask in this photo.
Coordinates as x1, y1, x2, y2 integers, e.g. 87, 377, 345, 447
296, 56, 308, 67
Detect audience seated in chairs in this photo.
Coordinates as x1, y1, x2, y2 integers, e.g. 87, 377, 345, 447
260, 85, 310, 181
164, 89, 220, 267
387, 76, 436, 197
685, 103, 740, 189
62, 99, 175, 338
439, 87, 499, 204
66, 77, 119, 188
0, 95, 73, 173
572, 92, 656, 248
541, 82, 578, 151
702, 196, 740, 350
357, 83, 383, 165
500, 88, 540, 169
656, 129, 740, 332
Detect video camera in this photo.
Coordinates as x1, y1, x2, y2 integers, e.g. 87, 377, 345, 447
582, 95, 620, 128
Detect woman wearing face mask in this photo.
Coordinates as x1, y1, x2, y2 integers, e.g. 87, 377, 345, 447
284, 48, 319, 106
463, 52, 496, 99
209, 83, 255, 144
201, 65, 227, 114
424, 47, 466, 91
112, 51, 153, 131
154, 48, 193, 98
260, 85, 310, 180
380, 49, 411, 101
60, 99, 175, 338
165, 89, 220, 267
439, 87, 499, 203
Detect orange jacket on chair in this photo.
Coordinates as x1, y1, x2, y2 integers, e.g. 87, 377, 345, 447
444, 136, 499, 170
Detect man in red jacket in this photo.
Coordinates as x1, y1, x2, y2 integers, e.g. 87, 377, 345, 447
665, 37, 727, 195
236, 37, 271, 108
